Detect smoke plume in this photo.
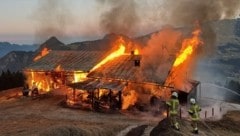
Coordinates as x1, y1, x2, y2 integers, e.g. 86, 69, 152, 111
33, 0, 72, 43
141, 27, 182, 83
97, 0, 139, 36
159, 0, 240, 55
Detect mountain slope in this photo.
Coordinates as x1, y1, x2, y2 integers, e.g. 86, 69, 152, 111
0, 51, 35, 73
0, 42, 37, 58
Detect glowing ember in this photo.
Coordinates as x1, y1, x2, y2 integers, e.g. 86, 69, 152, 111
90, 38, 126, 71
73, 71, 87, 83
55, 65, 62, 72
34, 47, 51, 61
163, 111, 168, 117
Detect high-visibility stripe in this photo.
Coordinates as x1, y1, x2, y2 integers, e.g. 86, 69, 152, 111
173, 100, 175, 111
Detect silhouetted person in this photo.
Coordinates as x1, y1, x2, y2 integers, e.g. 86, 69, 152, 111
22, 83, 29, 97
31, 82, 39, 98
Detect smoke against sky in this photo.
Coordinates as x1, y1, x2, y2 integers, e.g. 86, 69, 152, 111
33, 0, 72, 43
97, 0, 139, 36
1, 0, 240, 44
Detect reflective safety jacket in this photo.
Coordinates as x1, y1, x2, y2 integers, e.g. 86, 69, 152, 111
188, 104, 201, 121
166, 98, 179, 115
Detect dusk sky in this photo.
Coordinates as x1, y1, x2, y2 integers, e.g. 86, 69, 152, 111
0, 0, 164, 44
0, 0, 105, 44
0, 0, 239, 44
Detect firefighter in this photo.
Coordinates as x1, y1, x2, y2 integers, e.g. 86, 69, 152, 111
166, 91, 180, 130
188, 98, 201, 134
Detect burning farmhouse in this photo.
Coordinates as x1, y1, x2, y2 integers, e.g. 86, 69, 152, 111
24, 30, 202, 112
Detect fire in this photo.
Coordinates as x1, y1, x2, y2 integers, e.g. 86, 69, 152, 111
122, 90, 138, 110
90, 38, 126, 71
173, 46, 193, 67
34, 47, 51, 61
173, 28, 202, 67
55, 65, 62, 71
165, 24, 203, 90
73, 71, 87, 83
134, 49, 139, 55
25, 71, 52, 92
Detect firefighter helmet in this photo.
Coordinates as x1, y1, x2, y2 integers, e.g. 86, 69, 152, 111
190, 98, 196, 104
172, 92, 178, 98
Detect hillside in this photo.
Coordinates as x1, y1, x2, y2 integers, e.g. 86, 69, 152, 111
0, 51, 34, 73
186, 19, 240, 89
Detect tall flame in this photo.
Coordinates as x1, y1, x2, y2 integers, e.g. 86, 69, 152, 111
91, 39, 126, 71
165, 24, 203, 91
173, 28, 202, 67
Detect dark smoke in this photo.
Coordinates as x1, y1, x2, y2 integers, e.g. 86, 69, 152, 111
97, 0, 139, 36
33, 0, 72, 43
139, 0, 240, 90
160, 0, 240, 55
163, 0, 240, 26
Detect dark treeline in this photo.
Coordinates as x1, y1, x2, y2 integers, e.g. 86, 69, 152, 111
0, 70, 25, 91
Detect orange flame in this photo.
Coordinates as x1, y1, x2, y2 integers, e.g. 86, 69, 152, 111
165, 24, 203, 90
122, 90, 138, 110
91, 38, 126, 71
55, 65, 62, 72
34, 47, 51, 61
173, 28, 202, 67
25, 71, 51, 92
134, 49, 140, 55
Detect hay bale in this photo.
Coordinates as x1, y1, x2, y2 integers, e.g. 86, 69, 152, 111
150, 118, 183, 136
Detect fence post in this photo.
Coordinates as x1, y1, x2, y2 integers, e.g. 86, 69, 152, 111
212, 108, 214, 116
180, 108, 182, 119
